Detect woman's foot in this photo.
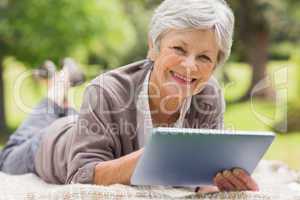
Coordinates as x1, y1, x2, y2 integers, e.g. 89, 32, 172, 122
47, 58, 85, 109
32, 60, 57, 80
61, 58, 86, 87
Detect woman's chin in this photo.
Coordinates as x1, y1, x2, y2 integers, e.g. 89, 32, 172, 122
163, 87, 193, 99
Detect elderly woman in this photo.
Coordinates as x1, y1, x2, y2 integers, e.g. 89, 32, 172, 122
0, 0, 258, 192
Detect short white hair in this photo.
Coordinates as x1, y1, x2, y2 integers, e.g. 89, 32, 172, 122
149, 0, 235, 67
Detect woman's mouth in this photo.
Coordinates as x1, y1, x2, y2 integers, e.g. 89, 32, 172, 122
170, 71, 197, 85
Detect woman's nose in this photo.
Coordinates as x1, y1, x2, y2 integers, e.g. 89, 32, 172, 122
182, 56, 197, 72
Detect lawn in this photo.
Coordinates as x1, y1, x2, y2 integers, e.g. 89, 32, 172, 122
223, 60, 300, 170
1, 58, 299, 170
225, 101, 300, 170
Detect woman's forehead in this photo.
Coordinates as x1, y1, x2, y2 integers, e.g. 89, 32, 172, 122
160, 28, 218, 51
162, 28, 214, 40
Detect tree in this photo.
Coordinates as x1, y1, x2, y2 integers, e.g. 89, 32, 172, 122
0, 0, 135, 130
229, 0, 300, 101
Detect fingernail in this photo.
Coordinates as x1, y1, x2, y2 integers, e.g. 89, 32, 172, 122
216, 172, 222, 178
233, 169, 240, 175
223, 170, 231, 177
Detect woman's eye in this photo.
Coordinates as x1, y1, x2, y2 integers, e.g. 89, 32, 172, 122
172, 46, 186, 54
197, 55, 212, 63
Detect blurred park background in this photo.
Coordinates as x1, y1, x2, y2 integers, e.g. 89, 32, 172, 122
0, 0, 299, 169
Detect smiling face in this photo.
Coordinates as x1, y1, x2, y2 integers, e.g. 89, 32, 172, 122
149, 28, 219, 102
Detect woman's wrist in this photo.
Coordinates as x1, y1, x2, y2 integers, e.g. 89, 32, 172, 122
94, 149, 143, 185
116, 149, 143, 184
94, 159, 120, 185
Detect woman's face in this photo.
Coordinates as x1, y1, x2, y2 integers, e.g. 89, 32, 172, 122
150, 28, 219, 100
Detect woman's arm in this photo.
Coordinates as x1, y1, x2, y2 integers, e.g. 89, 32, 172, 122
94, 148, 143, 185
66, 83, 124, 184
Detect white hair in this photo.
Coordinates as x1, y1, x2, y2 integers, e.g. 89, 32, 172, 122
149, 0, 235, 67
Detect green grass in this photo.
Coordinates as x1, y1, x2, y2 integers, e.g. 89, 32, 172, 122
264, 133, 300, 170
225, 101, 300, 170
223, 60, 300, 170
1, 58, 300, 170
222, 62, 252, 101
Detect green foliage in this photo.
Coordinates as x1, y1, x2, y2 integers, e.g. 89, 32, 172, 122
269, 42, 294, 60
0, 0, 137, 129
85, 0, 136, 68
229, 0, 300, 62
0, 0, 135, 67
119, 1, 153, 65
291, 46, 300, 95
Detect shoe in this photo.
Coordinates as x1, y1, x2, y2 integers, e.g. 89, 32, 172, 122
33, 60, 57, 79
62, 58, 86, 87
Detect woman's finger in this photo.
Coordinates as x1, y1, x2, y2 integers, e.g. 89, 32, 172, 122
222, 170, 248, 191
233, 168, 259, 191
214, 172, 235, 191
213, 176, 225, 191
196, 186, 219, 193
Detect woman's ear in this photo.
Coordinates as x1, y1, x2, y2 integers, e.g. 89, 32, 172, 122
147, 37, 158, 61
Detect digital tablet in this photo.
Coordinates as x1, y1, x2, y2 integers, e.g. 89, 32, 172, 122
131, 127, 275, 186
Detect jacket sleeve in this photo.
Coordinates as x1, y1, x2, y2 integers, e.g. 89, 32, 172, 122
65, 83, 119, 184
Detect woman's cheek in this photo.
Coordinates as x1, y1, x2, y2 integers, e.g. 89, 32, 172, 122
158, 52, 183, 71
203, 64, 214, 77
192, 65, 214, 94
197, 63, 214, 79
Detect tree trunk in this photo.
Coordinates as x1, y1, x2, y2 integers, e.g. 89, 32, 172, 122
239, 31, 275, 101
230, 0, 275, 102
0, 57, 7, 131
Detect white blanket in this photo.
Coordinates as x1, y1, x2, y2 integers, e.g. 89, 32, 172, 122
0, 160, 300, 200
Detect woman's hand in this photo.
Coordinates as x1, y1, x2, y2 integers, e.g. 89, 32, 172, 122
94, 148, 144, 185
213, 168, 259, 192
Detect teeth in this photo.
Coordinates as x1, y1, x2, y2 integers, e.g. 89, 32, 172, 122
172, 71, 193, 82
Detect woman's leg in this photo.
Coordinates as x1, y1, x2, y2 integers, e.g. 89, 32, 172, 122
0, 59, 84, 174
0, 98, 78, 174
